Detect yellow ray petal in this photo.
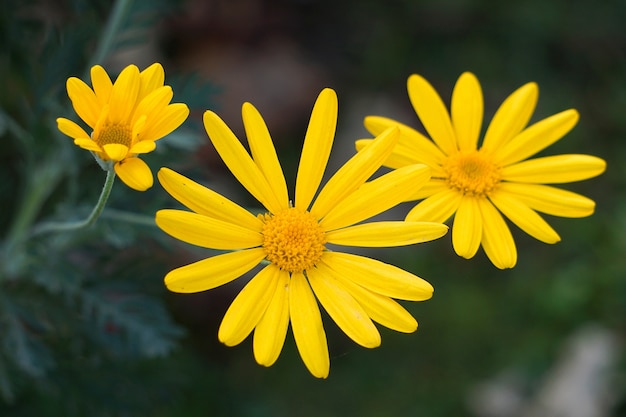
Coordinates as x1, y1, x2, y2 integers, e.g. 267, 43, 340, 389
478, 199, 517, 269
321, 164, 431, 231
132, 86, 173, 127
289, 272, 329, 379
407, 74, 457, 155
330, 275, 417, 333
254, 269, 290, 366
66, 77, 100, 128
295, 88, 338, 211
321, 252, 433, 301
164, 248, 266, 293
138, 63, 165, 100
451, 72, 483, 152
452, 196, 482, 258
405, 188, 462, 223
57, 117, 91, 141
141, 103, 189, 142
489, 190, 560, 244
90, 65, 112, 106
242, 102, 289, 209
157, 168, 263, 230
502, 154, 606, 183
114, 157, 153, 191
108, 65, 140, 124
405, 179, 449, 201
203, 110, 283, 213
218, 265, 279, 346
74, 138, 103, 152
363, 116, 446, 166
312, 126, 399, 219
494, 109, 579, 166
326, 221, 448, 247
497, 182, 595, 218
308, 264, 381, 348
156, 209, 263, 249
103, 143, 129, 161
130, 140, 156, 154
482, 82, 538, 153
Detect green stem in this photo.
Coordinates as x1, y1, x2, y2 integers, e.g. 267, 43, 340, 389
30, 169, 116, 237
87, 0, 134, 70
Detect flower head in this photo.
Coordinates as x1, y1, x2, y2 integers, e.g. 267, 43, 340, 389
358, 72, 606, 269
57, 63, 189, 191
156, 88, 448, 378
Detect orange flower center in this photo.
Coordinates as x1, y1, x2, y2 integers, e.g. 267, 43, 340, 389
95, 124, 132, 148
442, 151, 501, 196
261, 207, 326, 273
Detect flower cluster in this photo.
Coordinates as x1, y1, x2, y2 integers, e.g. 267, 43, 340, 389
58, 65, 605, 377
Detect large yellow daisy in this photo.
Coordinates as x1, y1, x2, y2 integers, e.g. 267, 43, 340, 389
357, 72, 606, 269
57, 63, 189, 191
156, 88, 448, 378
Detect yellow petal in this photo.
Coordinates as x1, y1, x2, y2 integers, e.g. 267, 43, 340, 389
308, 264, 381, 348
155, 209, 263, 249
326, 221, 448, 247
489, 190, 560, 244
295, 88, 338, 211
405, 188, 462, 223
363, 116, 446, 167
114, 157, 153, 191
482, 82, 538, 153
218, 265, 279, 346
502, 154, 606, 183
289, 272, 329, 379
242, 102, 289, 210
66, 77, 100, 128
407, 74, 457, 155
254, 268, 290, 366
103, 143, 129, 161
132, 86, 173, 127
451, 72, 483, 152
138, 62, 165, 100
405, 179, 449, 201
57, 117, 91, 141
497, 182, 595, 218
108, 65, 140, 124
452, 196, 482, 258
130, 140, 156, 154
330, 276, 417, 333
157, 168, 263, 230
203, 110, 283, 213
321, 252, 433, 301
478, 199, 517, 269
494, 109, 579, 166
74, 138, 103, 152
321, 164, 431, 231
164, 248, 266, 293
141, 103, 189, 142
90, 65, 112, 106
312, 126, 399, 219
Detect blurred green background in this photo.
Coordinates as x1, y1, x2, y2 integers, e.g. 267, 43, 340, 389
0, 0, 623, 416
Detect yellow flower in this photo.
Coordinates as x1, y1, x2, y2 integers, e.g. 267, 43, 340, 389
357, 72, 606, 269
57, 63, 189, 191
156, 88, 448, 378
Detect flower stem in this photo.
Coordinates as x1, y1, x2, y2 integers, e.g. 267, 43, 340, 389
31, 169, 116, 237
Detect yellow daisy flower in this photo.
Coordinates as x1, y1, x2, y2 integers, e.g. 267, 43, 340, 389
57, 63, 190, 191
156, 88, 448, 378
357, 72, 606, 269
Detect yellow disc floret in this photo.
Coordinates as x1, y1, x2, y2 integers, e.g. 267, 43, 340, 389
261, 207, 326, 273
442, 150, 501, 196
95, 124, 133, 148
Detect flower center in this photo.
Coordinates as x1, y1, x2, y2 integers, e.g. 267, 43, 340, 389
442, 151, 501, 196
95, 124, 132, 148
261, 207, 326, 273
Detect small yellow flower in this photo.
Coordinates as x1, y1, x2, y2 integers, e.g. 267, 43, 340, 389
358, 72, 606, 269
57, 63, 189, 191
156, 88, 448, 378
